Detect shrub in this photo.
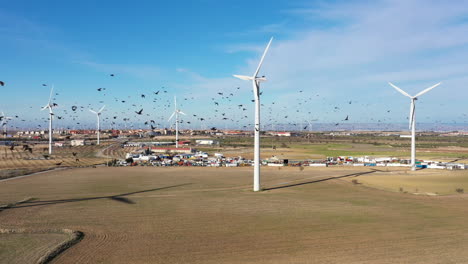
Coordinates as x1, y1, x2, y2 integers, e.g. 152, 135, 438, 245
351, 179, 359, 185
456, 188, 464, 194
299, 166, 304, 171
399, 187, 404, 192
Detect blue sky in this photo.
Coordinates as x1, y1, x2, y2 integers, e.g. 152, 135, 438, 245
1, 0, 468, 130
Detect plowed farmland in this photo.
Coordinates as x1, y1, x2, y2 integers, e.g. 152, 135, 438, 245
2, 166, 468, 263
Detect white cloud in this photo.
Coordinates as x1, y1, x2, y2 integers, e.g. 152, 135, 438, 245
183, 0, 468, 123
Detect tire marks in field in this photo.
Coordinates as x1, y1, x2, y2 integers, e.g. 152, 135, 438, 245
54, 230, 127, 264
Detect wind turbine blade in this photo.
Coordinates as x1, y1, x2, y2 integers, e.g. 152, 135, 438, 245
89, 109, 97, 114
389, 82, 412, 98
253, 37, 273, 77
414, 82, 441, 98
168, 112, 175, 122
179, 111, 186, 116
233, 75, 253, 81
41, 105, 49, 111
98, 105, 106, 113
48, 85, 54, 104
409, 99, 415, 130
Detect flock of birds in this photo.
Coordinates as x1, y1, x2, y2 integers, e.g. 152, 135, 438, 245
0, 75, 465, 133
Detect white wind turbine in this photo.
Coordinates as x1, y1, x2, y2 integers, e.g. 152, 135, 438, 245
389, 82, 441, 171
41, 85, 55, 155
168, 96, 186, 148
1, 111, 13, 138
89, 105, 106, 145
306, 119, 318, 132
233, 37, 273, 192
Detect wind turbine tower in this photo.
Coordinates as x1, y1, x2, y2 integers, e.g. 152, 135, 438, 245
89, 105, 106, 145
168, 96, 186, 148
389, 82, 441, 171
41, 86, 55, 155
234, 37, 273, 192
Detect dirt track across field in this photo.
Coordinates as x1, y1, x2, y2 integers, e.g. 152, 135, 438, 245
1, 166, 468, 263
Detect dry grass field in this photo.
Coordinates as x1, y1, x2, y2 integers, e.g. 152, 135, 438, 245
2, 166, 468, 263
0, 232, 71, 264
343, 167, 468, 195
0, 144, 110, 179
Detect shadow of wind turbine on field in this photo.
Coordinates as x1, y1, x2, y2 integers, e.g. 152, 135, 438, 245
1, 183, 191, 210
263, 171, 376, 191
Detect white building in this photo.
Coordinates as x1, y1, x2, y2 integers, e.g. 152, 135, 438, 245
71, 139, 86, 146
195, 139, 218, 145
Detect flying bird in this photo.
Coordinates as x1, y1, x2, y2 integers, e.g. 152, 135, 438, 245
135, 109, 143, 115
0, 81, 4, 86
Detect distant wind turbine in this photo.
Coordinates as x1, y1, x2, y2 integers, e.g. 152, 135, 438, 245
233, 37, 273, 192
89, 105, 106, 145
1, 111, 13, 138
168, 96, 186, 148
41, 85, 55, 155
307, 119, 318, 132
389, 82, 441, 171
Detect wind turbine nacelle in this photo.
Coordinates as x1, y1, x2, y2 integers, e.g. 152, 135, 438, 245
255, 77, 267, 82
